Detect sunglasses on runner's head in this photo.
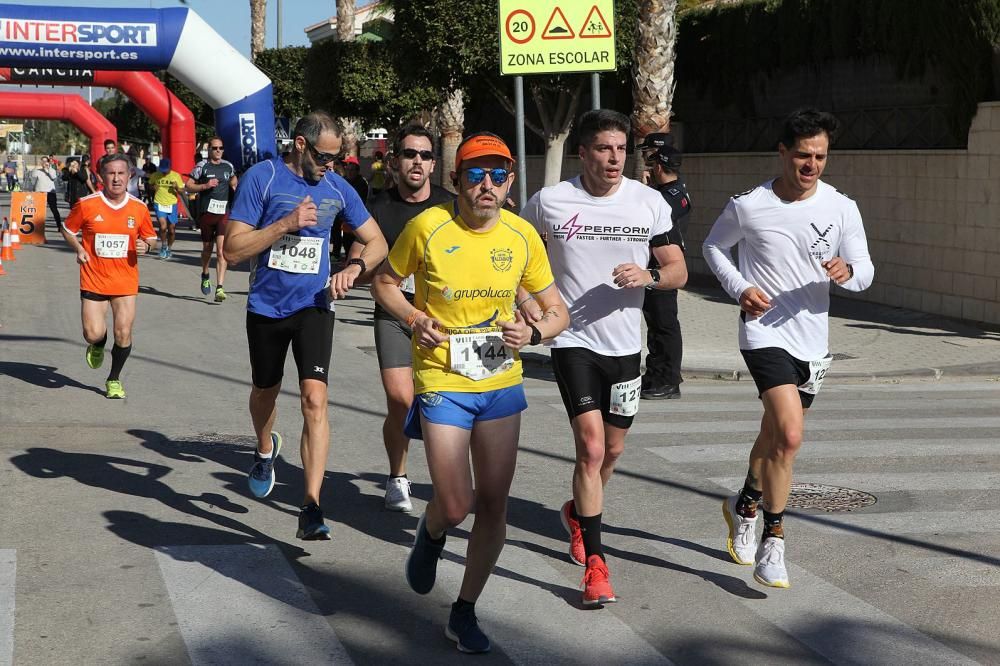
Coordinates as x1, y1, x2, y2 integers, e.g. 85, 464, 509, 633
303, 139, 342, 165
463, 167, 511, 185
400, 148, 434, 161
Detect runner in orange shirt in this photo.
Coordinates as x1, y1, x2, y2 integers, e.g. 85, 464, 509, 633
62, 153, 159, 399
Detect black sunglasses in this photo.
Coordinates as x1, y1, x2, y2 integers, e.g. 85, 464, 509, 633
303, 139, 342, 165
210, 145, 224, 150
463, 167, 511, 185
400, 148, 434, 161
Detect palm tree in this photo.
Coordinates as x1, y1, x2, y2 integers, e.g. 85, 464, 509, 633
436, 88, 465, 193
250, 0, 267, 62
631, 0, 679, 180
336, 0, 357, 42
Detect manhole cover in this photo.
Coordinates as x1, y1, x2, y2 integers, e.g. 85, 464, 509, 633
786, 483, 876, 512
176, 433, 257, 450
832, 352, 857, 361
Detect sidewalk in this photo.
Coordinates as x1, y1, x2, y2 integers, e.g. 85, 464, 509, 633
1, 191, 997, 382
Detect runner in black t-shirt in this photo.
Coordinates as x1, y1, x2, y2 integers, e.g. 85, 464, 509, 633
186, 137, 238, 301
348, 124, 453, 512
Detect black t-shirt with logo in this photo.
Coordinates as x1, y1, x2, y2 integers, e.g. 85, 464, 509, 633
370, 184, 454, 317
190, 159, 235, 217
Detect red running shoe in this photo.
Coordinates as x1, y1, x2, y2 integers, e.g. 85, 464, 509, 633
560, 500, 586, 566
581, 555, 617, 606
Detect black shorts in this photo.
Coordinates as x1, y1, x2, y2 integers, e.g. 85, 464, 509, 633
551, 347, 642, 429
81, 290, 128, 301
740, 346, 816, 409
246, 307, 335, 388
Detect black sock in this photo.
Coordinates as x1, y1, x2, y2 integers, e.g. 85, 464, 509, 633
578, 513, 603, 561
106, 344, 131, 381
301, 502, 320, 512
452, 597, 475, 613
201, 272, 209, 279
762, 509, 784, 539
423, 519, 446, 545
736, 478, 763, 518
93, 333, 108, 350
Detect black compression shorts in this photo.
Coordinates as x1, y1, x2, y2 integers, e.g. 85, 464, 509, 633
551, 347, 642, 430
246, 307, 335, 388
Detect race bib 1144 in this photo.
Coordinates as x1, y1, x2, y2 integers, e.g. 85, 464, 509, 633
449, 330, 514, 380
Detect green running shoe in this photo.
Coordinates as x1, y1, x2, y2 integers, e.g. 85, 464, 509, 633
105, 380, 125, 399
86, 343, 105, 369
214, 286, 227, 302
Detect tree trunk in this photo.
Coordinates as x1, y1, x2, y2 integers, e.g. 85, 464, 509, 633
436, 88, 465, 193
542, 131, 570, 187
336, 0, 356, 42
249, 0, 267, 62
341, 118, 361, 159
631, 0, 678, 180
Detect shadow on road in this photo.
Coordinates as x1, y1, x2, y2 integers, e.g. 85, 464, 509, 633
0, 360, 104, 396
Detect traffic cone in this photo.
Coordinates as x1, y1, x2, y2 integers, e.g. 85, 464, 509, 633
6, 216, 20, 250
1, 221, 14, 263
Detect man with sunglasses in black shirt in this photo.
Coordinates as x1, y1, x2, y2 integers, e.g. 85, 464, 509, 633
349, 124, 453, 512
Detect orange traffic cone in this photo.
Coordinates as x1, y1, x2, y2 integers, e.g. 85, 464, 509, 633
7, 216, 20, 250
1, 221, 14, 263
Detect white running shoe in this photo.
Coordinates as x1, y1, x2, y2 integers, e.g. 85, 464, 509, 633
385, 476, 413, 512
723, 496, 758, 565
754, 536, 790, 588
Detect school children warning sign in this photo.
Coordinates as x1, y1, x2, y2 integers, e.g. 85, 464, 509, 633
499, 0, 616, 76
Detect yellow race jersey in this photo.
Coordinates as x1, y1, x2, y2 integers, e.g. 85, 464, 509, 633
149, 170, 185, 206
388, 202, 555, 394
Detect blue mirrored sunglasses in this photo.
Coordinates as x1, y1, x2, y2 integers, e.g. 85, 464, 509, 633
464, 167, 511, 185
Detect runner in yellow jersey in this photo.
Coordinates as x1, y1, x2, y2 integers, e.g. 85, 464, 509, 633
372, 132, 568, 654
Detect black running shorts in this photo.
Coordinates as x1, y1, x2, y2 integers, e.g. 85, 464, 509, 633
740, 346, 816, 408
551, 346, 642, 429
374, 315, 412, 370
246, 307, 335, 388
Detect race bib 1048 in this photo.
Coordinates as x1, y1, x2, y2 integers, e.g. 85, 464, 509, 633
268, 234, 323, 274
449, 329, 514, 381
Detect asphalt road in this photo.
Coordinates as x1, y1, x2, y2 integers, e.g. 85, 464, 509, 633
1, 211, 998, 665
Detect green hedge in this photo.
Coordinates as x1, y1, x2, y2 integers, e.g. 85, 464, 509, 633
677, 0, 1000, 134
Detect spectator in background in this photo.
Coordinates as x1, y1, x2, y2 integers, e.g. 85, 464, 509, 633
64, 158, 91, 209
369, 150, 386, 197
30, 155, 63, 232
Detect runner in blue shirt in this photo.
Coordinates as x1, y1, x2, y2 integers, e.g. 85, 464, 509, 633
226, 111, 388, 540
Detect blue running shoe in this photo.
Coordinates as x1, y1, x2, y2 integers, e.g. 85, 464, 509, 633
296, 503, 331, 540
247, 432, 282, 498
405, 513, 446, 595
200, 274, 211, 295
446, 602, 491, 654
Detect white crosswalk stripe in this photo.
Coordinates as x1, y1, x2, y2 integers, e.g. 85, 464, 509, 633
649, 439, 998, 463
649, 540, 981, 665
0, 550, 13, 666
433, 539, 673, 664
154, 545, 353, 666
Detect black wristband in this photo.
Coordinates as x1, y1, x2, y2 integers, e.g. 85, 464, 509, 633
346, 257, 366, 273
528, 324, 542, 346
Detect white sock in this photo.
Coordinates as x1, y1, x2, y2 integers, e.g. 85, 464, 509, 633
256, 448, 272, 459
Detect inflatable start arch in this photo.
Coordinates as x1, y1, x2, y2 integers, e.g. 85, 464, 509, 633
0, 4, 276, 171
0, 91, 115, 158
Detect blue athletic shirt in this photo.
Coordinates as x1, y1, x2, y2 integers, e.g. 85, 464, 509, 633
229, 158, 371, 318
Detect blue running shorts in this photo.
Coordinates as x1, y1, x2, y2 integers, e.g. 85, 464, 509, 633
155, 203, 179, 225
403, 385, 527, 440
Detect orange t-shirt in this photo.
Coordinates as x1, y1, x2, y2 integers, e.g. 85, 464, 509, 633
63, 192, 157, 295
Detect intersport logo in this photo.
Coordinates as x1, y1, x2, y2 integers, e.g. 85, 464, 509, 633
0, 19, 158, 47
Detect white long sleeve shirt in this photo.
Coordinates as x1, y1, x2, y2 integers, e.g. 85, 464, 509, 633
702, 179, 874, 361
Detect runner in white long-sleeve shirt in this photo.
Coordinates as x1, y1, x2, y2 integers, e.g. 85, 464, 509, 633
703, 108, 874, 589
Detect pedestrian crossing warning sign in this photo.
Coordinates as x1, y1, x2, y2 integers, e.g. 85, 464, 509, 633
580, 5, 612, 38
499, 0, 616, 75
542, 7, 574, 40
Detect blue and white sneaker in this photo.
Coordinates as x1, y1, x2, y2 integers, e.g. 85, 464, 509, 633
247, 431, 282, 498
297, 503, 331, 540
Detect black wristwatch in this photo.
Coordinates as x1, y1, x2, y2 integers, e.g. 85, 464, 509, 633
528, 324, 542, 346
346, 258, 366, 274
645, 268, 661, 290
